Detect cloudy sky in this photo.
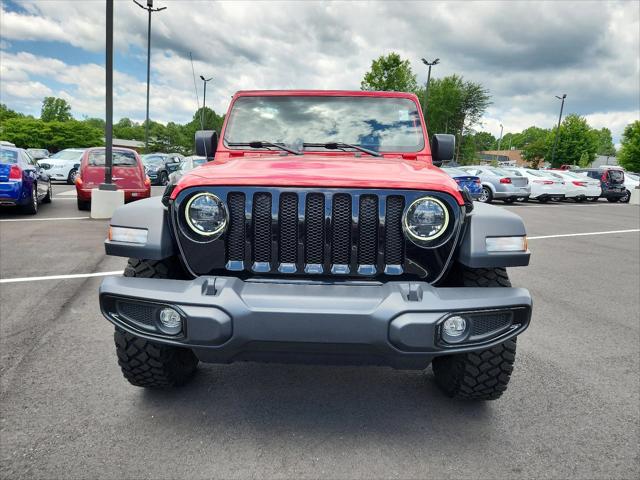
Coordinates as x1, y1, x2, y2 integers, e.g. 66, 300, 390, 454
1, 0, 638, 143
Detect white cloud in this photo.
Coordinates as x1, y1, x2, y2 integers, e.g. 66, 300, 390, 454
0, 0, 637, 144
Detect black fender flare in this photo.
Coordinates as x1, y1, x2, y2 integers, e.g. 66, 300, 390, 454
457, 202, 530, 268
105, 197, 177, 259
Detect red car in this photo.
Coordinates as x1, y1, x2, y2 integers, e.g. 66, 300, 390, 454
75, 147, 150, 210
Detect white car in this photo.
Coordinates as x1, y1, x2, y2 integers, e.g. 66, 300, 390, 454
39, 148, 85, 184
545, 170, 601, 202
504, 167, 566, 202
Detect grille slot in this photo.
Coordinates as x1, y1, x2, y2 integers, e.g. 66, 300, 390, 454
384, 196, 404, 265
252, 193, 272, 263
279, 193, 298, 263
227, 193, 246, 262
331, 194, 352, 264
305, 193, 325, 264
358, 195, 378, 265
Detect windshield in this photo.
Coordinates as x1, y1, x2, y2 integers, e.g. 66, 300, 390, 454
224, 96, 425, 153
88, 149, 138, 167
0, 149, 18, 164
142, 155, 165, 166
51, 150, 83, 161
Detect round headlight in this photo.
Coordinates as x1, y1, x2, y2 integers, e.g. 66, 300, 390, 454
403, 196, 449, 245
185, 192, 227, 237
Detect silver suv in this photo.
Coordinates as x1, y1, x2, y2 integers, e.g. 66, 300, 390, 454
460, 165, 531, 203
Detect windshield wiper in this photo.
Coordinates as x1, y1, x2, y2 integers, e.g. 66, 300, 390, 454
303, 142, 382, 157
228, 141, 302, 155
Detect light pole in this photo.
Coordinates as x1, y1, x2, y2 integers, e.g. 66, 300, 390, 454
550, 94, 567, 166
199, 75, 213, 129
100, 0, 115, 191
133, 0, 166, 151
421, 57, 440, 122
496, 123, 503, 163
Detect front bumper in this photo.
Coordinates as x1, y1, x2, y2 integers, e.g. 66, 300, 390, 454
100, 276, 532, 369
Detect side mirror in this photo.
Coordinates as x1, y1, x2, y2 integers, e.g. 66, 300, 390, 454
195, 130, 218, 161
431, 134, 455, 166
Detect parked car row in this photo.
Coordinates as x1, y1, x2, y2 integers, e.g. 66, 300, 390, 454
444, 164, 634, 204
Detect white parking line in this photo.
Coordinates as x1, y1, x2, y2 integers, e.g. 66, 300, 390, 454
58, 190, 78, 196
529, 229, 640, 240
1, 229, 637, 284
0, 270, 124, 284
0, 216, 89, 222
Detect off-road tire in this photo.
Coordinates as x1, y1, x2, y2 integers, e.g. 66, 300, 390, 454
433, 265, 517, 400
607, 197, 619, 203
42, 182, 52, 203
114, 328, 198, 388
77, 198, 90, 211
114, 258, 197, 388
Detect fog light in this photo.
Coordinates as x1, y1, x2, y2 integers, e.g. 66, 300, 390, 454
442, 315, 468, 343
158, 307, 182, 335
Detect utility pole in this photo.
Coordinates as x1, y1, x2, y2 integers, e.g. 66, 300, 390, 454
421, 57, 440, 123
133, 0, 166, 151
199, 75, 213, 129
550, 94, 567, 166
100, 0, 115, 191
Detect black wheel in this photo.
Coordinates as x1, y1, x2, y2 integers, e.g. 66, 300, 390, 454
538, 197, 549, 203
160, 172, 169, 186
607, 197, 619, 203
42, 182, 52, 204
114, 258, 197, 388
77, 198, 90, 211
478, 186, 492, 203
502, 198, 515, 204
588, 197, 599, 202
67, 169, 78, 185
574, 197, 584, 203
620, 190, 631, 203
433, 266, 517, 400
114, 328, 198, 388
22, 184, 38, 214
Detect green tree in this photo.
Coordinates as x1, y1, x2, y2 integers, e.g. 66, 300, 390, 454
361, 53, 418, 92
417, 74, 491, 162
550, 114, 598, 167
521, 134, 550, 168
0, 104, 24, 123
471, 131, 497, 151
617, 121, 640, 172
578, 151, 591, 167
40, 97, 72, 122
593, 127, 616, 156
1, 118, 102, 150
82, 117, 106, 132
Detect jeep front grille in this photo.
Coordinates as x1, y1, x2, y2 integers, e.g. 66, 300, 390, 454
224, 189, 404, 275
174, 187, 463, 281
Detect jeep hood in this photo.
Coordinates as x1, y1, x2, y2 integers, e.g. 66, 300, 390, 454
172, 155, 462, 204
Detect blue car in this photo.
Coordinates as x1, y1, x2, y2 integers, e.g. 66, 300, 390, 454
0, 146, 52, 214
441, 166, 483, 200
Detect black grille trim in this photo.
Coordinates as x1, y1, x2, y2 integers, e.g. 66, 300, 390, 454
174, 187, 463, 282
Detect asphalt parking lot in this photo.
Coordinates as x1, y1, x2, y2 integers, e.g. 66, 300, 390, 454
1, 184, 638, 479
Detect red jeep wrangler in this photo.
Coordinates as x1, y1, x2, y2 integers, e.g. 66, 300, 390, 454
100, 90, 531, 400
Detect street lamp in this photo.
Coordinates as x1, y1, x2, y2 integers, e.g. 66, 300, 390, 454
421, 57, 440, 122
550, 94, 567, 166
133, 0, 167, 151
496, 123, 504, 163
199, 75, 213, 129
